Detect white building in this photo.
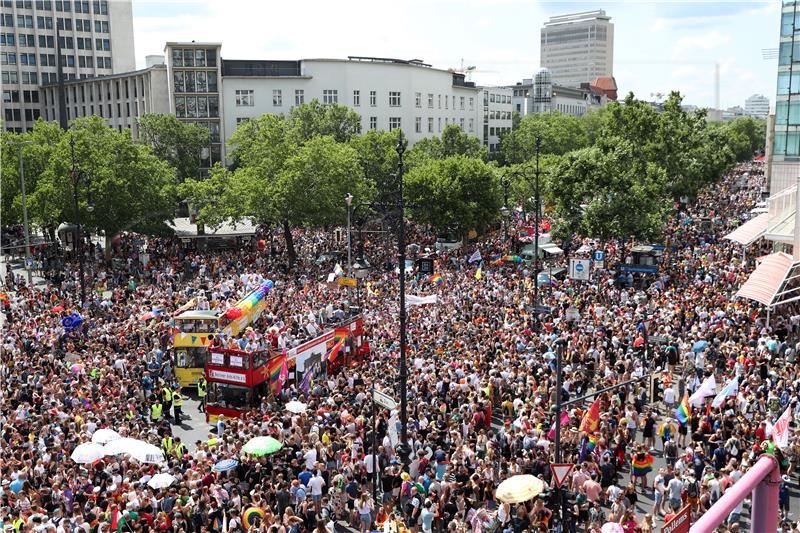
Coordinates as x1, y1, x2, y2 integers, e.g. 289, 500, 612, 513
1, 0, 135, 132
745, 94, 769, 118
479, 86, 512, 155
506, 68, 612, 118
540, 10, 614, 88
220, 55, 482, 158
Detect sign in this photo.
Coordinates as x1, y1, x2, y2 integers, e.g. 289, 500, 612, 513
550, 463, 574, 488
417, 258, 435, 275
373, 389, 397, 410
208, 369, 247, 384
661, 505, 691, 533
593, 250, 604, 262
533, 305, 553, 315
569, 258, 591, 281
211, 352, 225, 365
337, 276, 357, 287
620, 264, 658, 274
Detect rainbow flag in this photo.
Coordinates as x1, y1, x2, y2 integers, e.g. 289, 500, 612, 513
579, 397, 601, 433
324, 337, 346, 363
430, 274, 443, 285
657, 422, 677, 438
631, 452, 654, 477
676, 392, 691, 426
579, 434, 599, 462
586, 433, 598, 451
268, 353, 286, 382
77, 392, 91, 409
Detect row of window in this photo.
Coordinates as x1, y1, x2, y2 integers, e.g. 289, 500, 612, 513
776, 101, 800, 126
486, 110, 512, 120
59, 76, 147, 106
1, 51, 110, 68
3, 107, 41, 123
171, 48, 217, 68
774, 131, 800, 157
2, 0, 109, 13
175, 96, 220, 119
173, 71, 218, 94
1, 69, 38, 84
485, 92, 511, 104
2, 89, 39, 103
234, 88, 478, 111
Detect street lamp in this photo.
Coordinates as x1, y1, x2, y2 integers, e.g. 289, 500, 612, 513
345, 193, 353, 275
5, 140, 34, 285
69, 136, 93, 307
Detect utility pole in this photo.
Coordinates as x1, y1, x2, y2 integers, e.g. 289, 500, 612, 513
6, 141, 34, 285
533, 136, 541, 330
396, 131, 409, 466
345, 193, 353, 275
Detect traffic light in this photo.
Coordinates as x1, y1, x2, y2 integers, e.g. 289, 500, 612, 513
649, 373, 663, 404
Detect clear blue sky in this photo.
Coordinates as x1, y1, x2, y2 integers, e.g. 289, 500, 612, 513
131, 0, 779, 110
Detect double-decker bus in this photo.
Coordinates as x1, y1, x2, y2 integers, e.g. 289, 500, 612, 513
205, 315, 369, 420
172, 281, 274, 388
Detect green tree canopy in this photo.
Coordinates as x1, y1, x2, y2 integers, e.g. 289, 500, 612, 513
287, 99, 362, 143
137, 113, 211, 184
500, 112, 590, 163
405, 155, 501, 236
407, 124, 487, 167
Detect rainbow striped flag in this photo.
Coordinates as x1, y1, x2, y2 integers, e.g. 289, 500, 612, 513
268, 353, 286, 382
676, 392, 691, 426
324, 337, 346, 363
631, 452, 654, 477
77, 392, 91, 409
430, 274, 443, 285
586, 433, 598, 451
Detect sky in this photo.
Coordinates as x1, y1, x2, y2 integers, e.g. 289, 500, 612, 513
130, 0, 780, 110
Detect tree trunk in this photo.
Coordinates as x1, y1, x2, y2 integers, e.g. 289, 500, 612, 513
104, 233, 112, 262
283, 219, 296, 267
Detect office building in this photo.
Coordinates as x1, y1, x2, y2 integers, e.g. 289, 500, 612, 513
1, 0, 135, 132
506, 68, 613, 118
540, 10, 614, 88
479, 86, 512, 155
745, 94, 769, 118
770, 1, 800, 195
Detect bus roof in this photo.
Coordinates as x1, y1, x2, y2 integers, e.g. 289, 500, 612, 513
175, 309, 221, 320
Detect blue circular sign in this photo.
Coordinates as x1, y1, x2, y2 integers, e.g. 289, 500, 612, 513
575, 262, 584, 272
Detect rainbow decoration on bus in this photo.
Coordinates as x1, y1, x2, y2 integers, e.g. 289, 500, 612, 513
489, 255, 523, 266
224, 280, 274, 319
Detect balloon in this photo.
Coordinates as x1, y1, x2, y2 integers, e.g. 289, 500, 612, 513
61, 313, 83, 332
257, 240, 266, 250
225, 308, 243, 319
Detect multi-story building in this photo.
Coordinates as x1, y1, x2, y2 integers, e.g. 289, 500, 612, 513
39, 54, 170, 136
506, 68, 613, 118
770, 1, 800, 195
745, 94, 770, 118
479, 86, 512, 155
1, 0, 135, 132
540, 10, 614, 88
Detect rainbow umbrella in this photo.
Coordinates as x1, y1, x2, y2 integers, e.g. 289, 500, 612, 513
243, 507, 266, 529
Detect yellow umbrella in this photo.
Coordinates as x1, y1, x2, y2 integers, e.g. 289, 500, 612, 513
496, 474, 545, 504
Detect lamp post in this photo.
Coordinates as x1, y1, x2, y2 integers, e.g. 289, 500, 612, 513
345, 193, 353, 275
396, 132, 410, 466
533, 136, 541, 329
69, 136, 93, 307
5, 140, 34, 285
500, 175, 510, 244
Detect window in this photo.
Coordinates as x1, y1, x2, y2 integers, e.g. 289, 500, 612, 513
37, 15, 52, 28
196, 71, 207, 92
36, 0, 52, 8
295, 89, 304, 106
323, 89, 338, 104
389, 91, 401, 107
207, 72, 217, 92
468, 118, 474, 132
438, 94, 441, 108
369, 90, 376, 107
3, 90, 19, 102
415, 116, 421, 133
19, 53, 36, 65
272, 89, 282, 106
1, 70, 18, 83
777, 72, 800, 95
94, 20, 108, 32
389, 117, 401, 131
369, 116, 377, 130
38, 34, 53, 48
235, 89, 254, 106
23, 90, 39, 103
236, 117, 250, 125
17, 15, 33, 28
438, 117, 441, 132
0, 14, 12, 27
415, 92, 421, 108
469, 97, 474, 111
1, 52, 16, 64
428, 93, 434, 108
353, 90, 360, 106
19, 34, 34, 46
0, 33, 13, 45
445, 95, 448, 109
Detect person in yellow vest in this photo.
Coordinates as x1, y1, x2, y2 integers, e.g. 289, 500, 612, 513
172, 387, 183, 424
161, 385, 173, 414
197, 377, 207, 413
150, 400, 163, 422
161, 434, 174, 455
173, 436, 186, 459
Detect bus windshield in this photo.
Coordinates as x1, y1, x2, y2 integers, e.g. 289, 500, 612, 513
208, 382, 251, 409
175, 347, 207, 369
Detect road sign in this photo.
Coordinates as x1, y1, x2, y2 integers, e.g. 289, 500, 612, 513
593, 250, 604, 262
569, 258, 591, 281
417, 257, 435, 274
373, 389, 397, 410
661, 504, 691, 533
337, 277, 357, 287
550, 463, 574, 488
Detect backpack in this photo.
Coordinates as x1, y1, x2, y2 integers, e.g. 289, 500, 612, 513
686, 480, 699, 498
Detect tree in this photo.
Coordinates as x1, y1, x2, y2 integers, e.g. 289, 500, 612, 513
404, 155, 501, 236
548, 140, 669, 246
137, 114, 210, 183
407, 124, 487, 167
723, 116, 766, 159
500, 112, 590, 163
26, 117, 175, 257
349, 129, 399, 208
288, 100, 362, 143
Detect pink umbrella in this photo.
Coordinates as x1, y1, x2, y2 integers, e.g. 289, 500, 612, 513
601, 523, 624, 533
70, 363, 84, 374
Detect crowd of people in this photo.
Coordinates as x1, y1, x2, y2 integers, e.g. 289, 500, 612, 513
1, 158, 797, 533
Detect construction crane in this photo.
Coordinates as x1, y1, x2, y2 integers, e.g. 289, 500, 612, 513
452, 59, 497, 82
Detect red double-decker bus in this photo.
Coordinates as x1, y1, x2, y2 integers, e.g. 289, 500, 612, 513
205, 315, 370, 421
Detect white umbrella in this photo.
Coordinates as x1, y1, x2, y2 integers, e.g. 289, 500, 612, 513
70, 442, 106, 464
147, 473, 176, 490
91, 428, 122, 445
496, 475, 545, 504
285, 400, 307, 414
104, 438, 165, 464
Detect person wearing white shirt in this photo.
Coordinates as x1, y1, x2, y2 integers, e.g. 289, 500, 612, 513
304, 447, 317, 470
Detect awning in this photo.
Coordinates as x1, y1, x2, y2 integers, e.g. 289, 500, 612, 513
723, 213, 769, 246
540, 243, 564, 255
735, 252, 796, 307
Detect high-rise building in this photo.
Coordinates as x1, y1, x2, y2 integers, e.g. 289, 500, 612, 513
1, 0, 135, 132
540, 10, 614, 88
745, 94, 770, 118
770, 1, 800, 195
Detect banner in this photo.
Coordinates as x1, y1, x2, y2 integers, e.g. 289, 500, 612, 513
406, 294, 438, 307
688, 374, 716, 407
711, 376, 738, 408
773, 406, 792, 449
